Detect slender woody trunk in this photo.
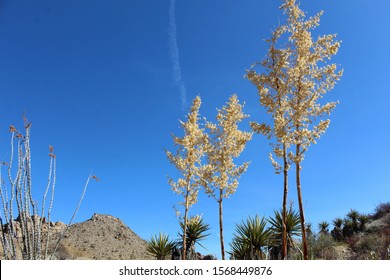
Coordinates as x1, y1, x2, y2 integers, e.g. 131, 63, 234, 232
281, 144, 288, 260
295, 143, 308, 260
182, 192, 189, 260
219, 188, 225, 260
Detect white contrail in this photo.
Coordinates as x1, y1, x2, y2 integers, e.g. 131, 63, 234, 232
169, 0, 187, 111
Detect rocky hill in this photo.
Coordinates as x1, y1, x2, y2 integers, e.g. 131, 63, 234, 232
0, 213, 153, 260
55, 213, 153, 260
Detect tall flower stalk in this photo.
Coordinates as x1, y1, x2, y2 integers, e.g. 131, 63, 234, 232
247, 0, 342, 259
165, 96, 207, 260
201, 94, 252, 260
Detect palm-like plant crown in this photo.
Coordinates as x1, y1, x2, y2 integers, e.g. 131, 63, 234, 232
228, 215, 272, 260
268, 208, 301, 259
147, 233, 174, 260
347, 209, 360, 222
268, 208, 301, 243
332, 218, 343, 228
178, 215, 210, 259
357, 214, 370, 231
318, 221, 330, 234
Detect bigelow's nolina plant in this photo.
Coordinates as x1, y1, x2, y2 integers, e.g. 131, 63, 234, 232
0, 119, 98, 259
201, 94, 252, 260
247, 0, 342, 259
165, 96, 207, 260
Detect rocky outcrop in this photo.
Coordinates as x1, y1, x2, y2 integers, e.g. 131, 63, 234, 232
56, 213, 153, 260
1, 213, 153, 260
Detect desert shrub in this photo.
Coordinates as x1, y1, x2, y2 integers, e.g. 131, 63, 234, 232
54, 243, 73, 260
280, 240, 308, 260
345, 228, 389, 260
352, 234, 382, 260
356, 235, 380, 253
378, 227, 390, 260
310, 234, 338, 260
345, 236, 359, 250
384, 213, 390, 226
372, 202, 390, 219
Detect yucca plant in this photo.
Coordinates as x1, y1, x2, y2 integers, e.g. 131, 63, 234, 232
347, 209, 360, 221
347, 209, 360, 230
147, 233, 174, 260
228, 215, 272, 260
305, 223, 313, 238
358, 214, 370, 232
228, 237, 252, 260
342, 218, 354, 238
332, 218, 343, 228
178, 215, 210, 260
268, 208, 301, 259
340, 209, 370, 239
331, 218, 343, 241
318, 221, 330, 235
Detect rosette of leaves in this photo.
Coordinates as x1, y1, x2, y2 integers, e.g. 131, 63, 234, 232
178, 215, 210, 260
228, 215, 272, 260
268, 208, 301, 259
147, 233, 174, 260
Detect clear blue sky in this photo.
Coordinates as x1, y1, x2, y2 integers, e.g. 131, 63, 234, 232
0, 0, 389, 259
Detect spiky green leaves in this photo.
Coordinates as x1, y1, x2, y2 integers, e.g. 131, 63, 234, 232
228, 215, 272, 260
147, 233, 174, 260
268, 208, 301, 244
179, 215, 211, 251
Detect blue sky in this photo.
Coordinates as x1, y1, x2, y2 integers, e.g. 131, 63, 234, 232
0, 0, 389, 259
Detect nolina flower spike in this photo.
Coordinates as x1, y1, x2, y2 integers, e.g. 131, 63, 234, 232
201, 94, 252, 260
165, 96, 207, 260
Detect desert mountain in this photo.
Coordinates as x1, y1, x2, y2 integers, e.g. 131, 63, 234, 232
55, 213, 153, 260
